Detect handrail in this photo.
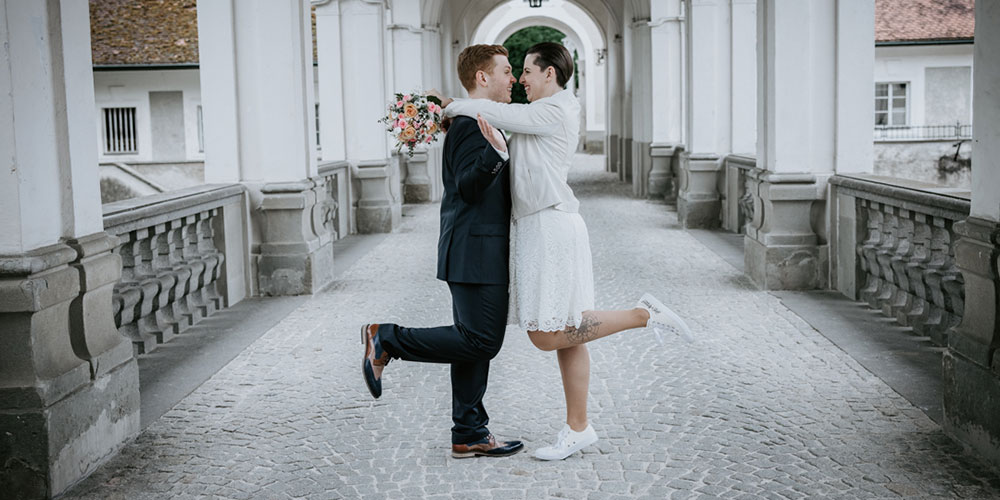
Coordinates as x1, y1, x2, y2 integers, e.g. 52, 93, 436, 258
103, 184, 247, 234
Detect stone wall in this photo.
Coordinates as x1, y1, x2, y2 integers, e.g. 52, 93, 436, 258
874, 140, 972, 189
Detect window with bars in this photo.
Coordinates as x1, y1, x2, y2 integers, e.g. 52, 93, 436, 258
197, 105, 204, 153
102, 107, 138, 154
315, 102, 321, 149
875, 82, 907, 127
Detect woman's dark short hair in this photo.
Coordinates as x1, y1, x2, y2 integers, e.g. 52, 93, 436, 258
525, 42, 573, 88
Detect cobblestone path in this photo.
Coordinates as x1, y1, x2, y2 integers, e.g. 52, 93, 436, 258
64, 155, 1000, 499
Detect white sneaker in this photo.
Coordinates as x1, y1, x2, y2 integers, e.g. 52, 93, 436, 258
637, 293, 695, 344
533, 424, 598, 460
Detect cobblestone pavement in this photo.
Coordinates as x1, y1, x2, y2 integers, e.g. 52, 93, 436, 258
64, 155, 1000, 499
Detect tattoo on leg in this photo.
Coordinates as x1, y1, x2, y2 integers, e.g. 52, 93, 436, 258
565, 313, 603, 345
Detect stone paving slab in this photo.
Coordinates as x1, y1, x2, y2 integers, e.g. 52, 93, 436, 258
63, 155, 1000, 499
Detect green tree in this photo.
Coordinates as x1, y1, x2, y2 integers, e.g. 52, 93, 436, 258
503, 26, 566, 104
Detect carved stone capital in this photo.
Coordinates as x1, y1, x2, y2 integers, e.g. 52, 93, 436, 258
678, 152, 722, 228
649, 143, 681, 201
944, 217, 1000, 468
0, 235, 140, 497
403, 149, 432, 204
744, 171, 828, 290
256, 179, 335, 296
355, 158, 402, 234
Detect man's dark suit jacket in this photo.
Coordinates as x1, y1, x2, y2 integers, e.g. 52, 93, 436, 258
436, 115, 511, 285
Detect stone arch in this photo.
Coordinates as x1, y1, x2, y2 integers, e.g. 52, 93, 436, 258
470, 1, 608, 152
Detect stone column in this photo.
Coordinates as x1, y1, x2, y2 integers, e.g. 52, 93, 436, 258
315, 0, 347, 162
648, 0, 685, 200
388, 0, 437, 203
630, 21, 653, 198
745, 0, 873, 289
335, 0, 401, 231
730, 0, 756, 156
678, 0, 731, 227
198, 0, 332, 295
944, 0, 1000, 469
0, 1, 139, 497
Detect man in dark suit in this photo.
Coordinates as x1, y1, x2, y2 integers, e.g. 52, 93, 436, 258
361, 45, 522, 458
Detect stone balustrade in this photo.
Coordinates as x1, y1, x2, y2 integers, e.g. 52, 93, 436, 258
720, 154, 756, 233
830, 175, 970, 346
318, 160, 355, 240
103, 185, 250, 355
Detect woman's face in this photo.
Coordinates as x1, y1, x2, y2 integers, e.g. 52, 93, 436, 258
519, 54, 549, 102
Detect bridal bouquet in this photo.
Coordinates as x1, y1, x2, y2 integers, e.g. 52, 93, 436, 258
380, 92, 444, 157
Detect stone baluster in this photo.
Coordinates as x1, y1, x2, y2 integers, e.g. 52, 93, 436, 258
939, 225, 965, 344
196, 210, 225, 312
115, 233, 156, 353
902, 213, 933, 328
859, 200, 883, 306
183, 217, 209, 319
875, 205, 899, 313
150, 227, 180, 340
888, 210, 915, 317
169, 221, 196, 329
922, 220, 950, 344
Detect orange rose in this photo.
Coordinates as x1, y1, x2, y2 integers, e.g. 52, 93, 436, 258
426, 122, 438, 135
400, 126, 417, 141
404, 103, 419, 118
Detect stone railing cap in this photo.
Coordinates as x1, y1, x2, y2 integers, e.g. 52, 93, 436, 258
103, 183, 247, 232
831, 174, 971, 217
317, 160, 351, 176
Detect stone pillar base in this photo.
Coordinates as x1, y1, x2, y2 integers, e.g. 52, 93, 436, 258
944, 217, 1000, 468
356, 159, 402, 234
403, 149, 431, 204
607, 134, 620, 173
257, 180, 335, 296
744, 171, 828, 290
650, 143, 681, 203
678, 153, 722, 228
0, 237, 140, 498
622, 137, 633, 182
631, 141, 652, 198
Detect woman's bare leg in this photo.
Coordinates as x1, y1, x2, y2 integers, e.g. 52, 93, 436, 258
557, 344, 590, 432
527, 308, 650, 352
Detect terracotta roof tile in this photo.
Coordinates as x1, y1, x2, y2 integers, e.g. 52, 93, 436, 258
875, 0, 975, 43
90, 0, 319, 66
90, 0, 199, 65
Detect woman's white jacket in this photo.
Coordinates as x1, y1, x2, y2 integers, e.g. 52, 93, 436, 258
445, 89, 581, 220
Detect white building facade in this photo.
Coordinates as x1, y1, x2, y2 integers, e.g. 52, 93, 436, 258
4, 1, 1000, 498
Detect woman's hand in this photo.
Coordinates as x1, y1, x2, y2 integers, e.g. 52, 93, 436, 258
477, 114, 506, 153
426, 89, 453, 108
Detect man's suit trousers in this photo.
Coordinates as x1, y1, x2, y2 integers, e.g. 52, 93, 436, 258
379, 282, 508, 444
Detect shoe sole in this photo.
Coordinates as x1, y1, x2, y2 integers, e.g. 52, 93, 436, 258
361, 324, 381, 399
452, 446, 524, 459
532, 435, 599, 461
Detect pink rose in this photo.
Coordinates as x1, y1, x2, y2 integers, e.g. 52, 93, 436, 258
397, 119, 407, 128
403, 94, 411, 101
397, 100, 404, 107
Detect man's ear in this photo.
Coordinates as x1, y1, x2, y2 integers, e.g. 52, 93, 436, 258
476, 70, 488, 87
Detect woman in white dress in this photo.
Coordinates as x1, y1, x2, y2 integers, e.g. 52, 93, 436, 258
435, 42, 693, 461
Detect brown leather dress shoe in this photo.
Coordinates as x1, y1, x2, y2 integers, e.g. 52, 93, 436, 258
451, 434, 524, 458
361, 324, 391, 398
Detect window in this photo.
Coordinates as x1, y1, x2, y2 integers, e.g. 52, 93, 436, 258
102, 107, 137, 154
875, 82, 907, 127
197, 105, 204, 153
315, 102, 321, 149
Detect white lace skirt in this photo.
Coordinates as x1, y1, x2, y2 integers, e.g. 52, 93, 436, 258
508, 208, 596, 332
